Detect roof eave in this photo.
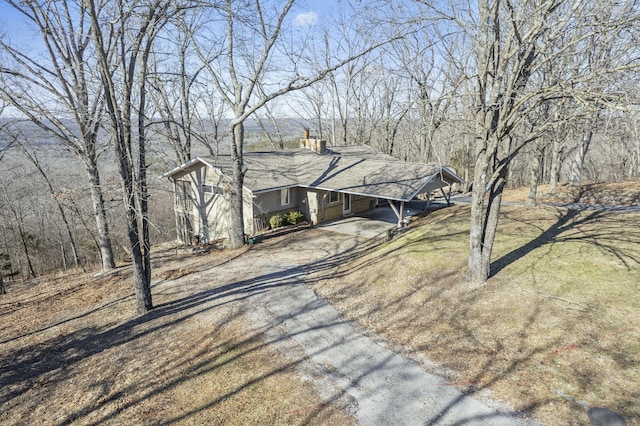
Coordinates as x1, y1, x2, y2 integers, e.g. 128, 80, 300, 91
251, 184, 299, 194
405, 167, 466, 201
299, 184, 413, 202
160, 157, 235, 186
159, 157, 206, 179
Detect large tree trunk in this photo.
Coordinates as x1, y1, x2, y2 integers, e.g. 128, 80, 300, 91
113, 118, 152, 313
481, 166, 508, 270
468, 192, 488, 283
468, 146, 491, 284
468, 151, 509, 284
124, 186, 152, 313
228, 122, 246, 250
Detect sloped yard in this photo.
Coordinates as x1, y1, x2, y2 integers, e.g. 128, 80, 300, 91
311, 203, 640, 425
2, 186, 639, 425
0, 240, 358, 425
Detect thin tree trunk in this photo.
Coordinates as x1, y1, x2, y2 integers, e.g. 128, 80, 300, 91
549, 138, 561, 191
14, 214, 36, 279
570, 116, 598, 187
526, 148, 543, 206
22, 148, 81, 268
59, 228, 68, 270
633, 119, 640, 178
228, 121, 246, 249
134, 55, 153, 314
569, 137, 588, 187
86, 156, 116, 271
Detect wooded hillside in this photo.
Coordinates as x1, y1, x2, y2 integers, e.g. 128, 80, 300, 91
1, 0, 639, 304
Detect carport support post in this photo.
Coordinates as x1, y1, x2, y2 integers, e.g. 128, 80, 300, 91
387, 200, 405, 227
440, 187, 452, 206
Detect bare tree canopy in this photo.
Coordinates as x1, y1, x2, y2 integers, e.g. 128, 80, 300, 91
0, 0, 116, 272
1, 0, 639, 301
184, 0, 407, 249
411, 0, 640, 283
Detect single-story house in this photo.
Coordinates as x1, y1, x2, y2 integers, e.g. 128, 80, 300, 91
161, 137, 465, 244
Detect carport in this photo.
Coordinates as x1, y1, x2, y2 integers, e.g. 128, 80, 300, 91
318, 200, 447, 239
302, 157, 465, 228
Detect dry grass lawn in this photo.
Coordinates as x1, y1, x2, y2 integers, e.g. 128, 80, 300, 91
312, 200, 640, 426
504, 180, 640, 206
0, 246, 355, 425
2, 182, 639, 425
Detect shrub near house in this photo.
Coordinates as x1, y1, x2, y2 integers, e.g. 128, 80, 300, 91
269, 211, 305, 229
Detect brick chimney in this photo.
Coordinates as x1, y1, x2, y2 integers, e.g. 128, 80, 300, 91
299, 130, 326, 153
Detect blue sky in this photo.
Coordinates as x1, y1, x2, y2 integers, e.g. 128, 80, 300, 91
0, 0, 339, 43
0, 3, 38, 47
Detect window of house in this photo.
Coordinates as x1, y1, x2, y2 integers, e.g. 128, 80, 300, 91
329, 191, 339, 203
280, 188, 290, 206
201, 184, 222, 195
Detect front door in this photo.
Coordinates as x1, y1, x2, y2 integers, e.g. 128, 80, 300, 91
343, 193, 351, 215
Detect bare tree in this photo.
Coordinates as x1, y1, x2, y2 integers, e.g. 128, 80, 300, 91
370, 68, 412, 156
393, 28, 465, 163
86, 0, 172, 313
0, 237, 9, 293
419, 0, 640, 283
190, 0, 400, 249
149, 10, 207, 164
0, 181, 37, 279
0, 102, 16, 162
624, 111, 640, 178
10, 129, 82, 268
0, 0, 116, 272
254, 96, 287, 150
568, 111, 607, 187
326, 43, 372, 146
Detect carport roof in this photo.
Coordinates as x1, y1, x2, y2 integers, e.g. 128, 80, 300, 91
162, 145, 465, 202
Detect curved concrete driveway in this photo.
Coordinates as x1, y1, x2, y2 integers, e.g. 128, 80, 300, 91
236, 229, 536, 425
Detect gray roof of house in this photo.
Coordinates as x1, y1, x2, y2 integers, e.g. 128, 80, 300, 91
162, 145, 465, 202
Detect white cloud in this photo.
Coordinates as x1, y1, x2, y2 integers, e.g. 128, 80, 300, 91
294, 11, 318, 27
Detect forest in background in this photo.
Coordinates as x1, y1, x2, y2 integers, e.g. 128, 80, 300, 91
0, 0, 639, 306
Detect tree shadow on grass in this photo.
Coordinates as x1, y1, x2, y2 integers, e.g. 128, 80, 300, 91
300, 217, 640, 424
4, 221, 636, 425
490, 206, 640, 277
0, 233, 376, 425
